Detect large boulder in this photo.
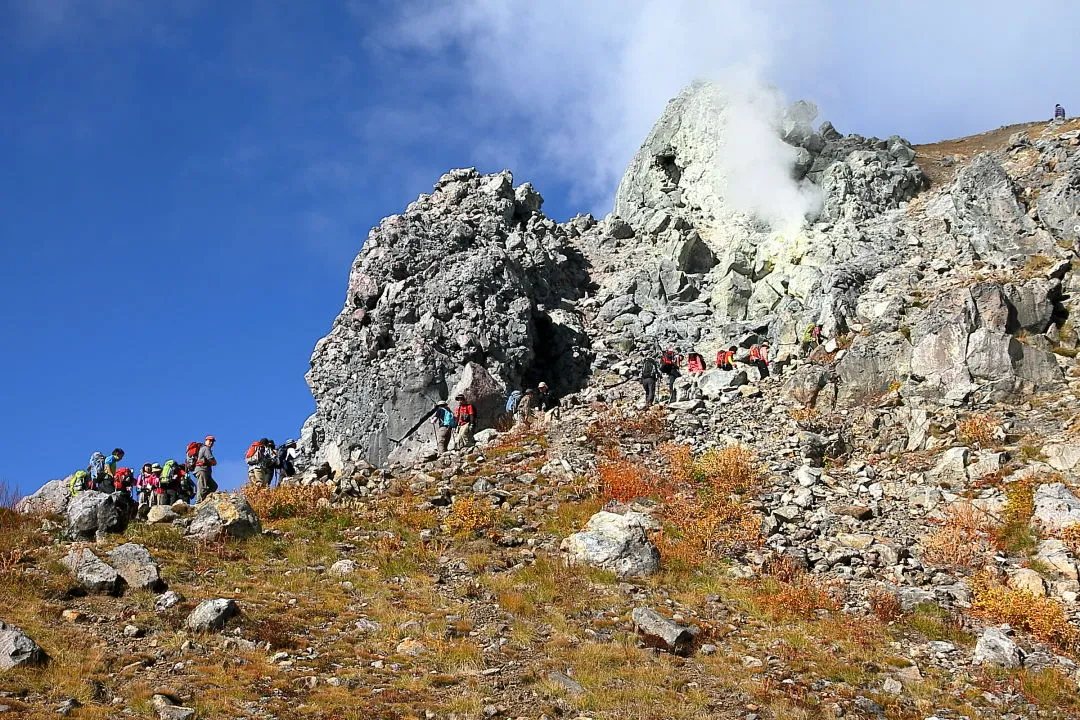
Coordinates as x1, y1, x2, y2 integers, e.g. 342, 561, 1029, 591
303, 168, 591, 470
973, 627, 1021, 668
696, 368, 747, 399
1033, 483, 1080, 533
14, 478, 72, 516
560, 511, 660, 577
185, 599, 239, 632
0, 621, 48, 670
185, 494, 261, 542
65, 491, 132, 542
107, 543, 165, 592
61, 547, 122, 595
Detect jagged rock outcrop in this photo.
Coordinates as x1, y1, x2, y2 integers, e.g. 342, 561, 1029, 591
305, 168, 593, 469
303, 81, 1078, 470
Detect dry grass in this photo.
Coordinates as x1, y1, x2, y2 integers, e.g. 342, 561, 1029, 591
753, 556, 842, 620
868, 587, 903, 623
994, 476, 1039, 554
443, 497, 498, 537
584, 405, 667, 450
1061, 524, 1080, 554
957, 414, 999, 449
971, 571, 1079, 654
597, 455, 664, 503
242, 482, 337, 521
922, 502, 994, 569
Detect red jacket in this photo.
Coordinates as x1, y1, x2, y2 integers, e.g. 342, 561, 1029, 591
456, 404, 475, 425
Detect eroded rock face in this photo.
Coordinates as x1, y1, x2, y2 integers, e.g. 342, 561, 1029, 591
304, 169, 592, 470
15, 478, 72, 516
65, 491, 131, 542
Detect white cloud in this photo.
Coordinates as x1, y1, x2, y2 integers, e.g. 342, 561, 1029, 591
368, 0, 823, 217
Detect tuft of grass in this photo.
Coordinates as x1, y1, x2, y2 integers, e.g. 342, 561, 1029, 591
242, 482, 338, 521
443, 497, 498, 537
922, 502, 993, 569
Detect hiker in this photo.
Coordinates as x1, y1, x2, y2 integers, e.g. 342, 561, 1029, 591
276, 439, 299, 484
136, 463, 156, 516
149, 463, 169, 506
1055, 103, 1066, 120
194, 435, 218, 502
802, 324, 824, 356
112, 467, 135, 497
246, 438, 276, 487
432, 401, 456, 454
176, 466, 196, 504
750, 343, 770, 378
515, 388, 538, 425
536, 382, 560, 424
687, 352, 706, 374
454, 394, 476, 449
640, 355, 659, 407
160, 459, 186, 504
716, 346, 737, 371
104, 448, 125, 480
660, 349, 682, 403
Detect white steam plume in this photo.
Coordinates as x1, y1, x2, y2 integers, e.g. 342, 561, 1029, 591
375, 0, 822, 226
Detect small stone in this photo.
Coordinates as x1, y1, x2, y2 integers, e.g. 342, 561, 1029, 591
831, 505, 873, 521
630, 607, 695, 655
547, 671, 585, 695
123, 625, 141, 638
329, 560, 357, 577
883, 677, 902, 694
395, 637, 427, 657
974, 626, 1021, 668
155, 591, 185, 612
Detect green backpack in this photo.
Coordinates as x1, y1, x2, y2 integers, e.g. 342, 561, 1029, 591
69, 470, 91, 497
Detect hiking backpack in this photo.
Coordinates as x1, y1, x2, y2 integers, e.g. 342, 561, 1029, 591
437, 406, 458, 428
87, 452, 106, 481
161, 460, 179, 485
641, 358, 659, 379
185, 442, 201, 471
69, 470, 91, 497
114, 467, 134, 490
245, 442, 263, 465
506, 390, 524, 414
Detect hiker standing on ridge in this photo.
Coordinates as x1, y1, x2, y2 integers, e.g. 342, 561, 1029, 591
515, 388, 538, 425
277, 439, 299, 484
1055, 103, 1066, 120
104, 448, 125, 481
432, 401, 456, 455
716, 346, 737, 371
246, 438, 276, 487
537, 382, 560, 425
750, 343, 770, 378
660, 349, 682, 403
640, 355, 659, 407
454, 394, 476, 449
194, 435, 218, 502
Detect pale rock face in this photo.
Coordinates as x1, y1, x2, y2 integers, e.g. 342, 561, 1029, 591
560, 511, 661, 577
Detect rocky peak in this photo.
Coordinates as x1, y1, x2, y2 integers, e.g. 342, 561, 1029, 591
304, 168, 593, 470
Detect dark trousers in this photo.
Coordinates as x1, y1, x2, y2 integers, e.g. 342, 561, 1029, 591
641, 377, 656, 406
664, 372, 677, 402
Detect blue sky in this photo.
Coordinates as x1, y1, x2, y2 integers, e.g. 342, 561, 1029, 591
3, 0, 1078, 495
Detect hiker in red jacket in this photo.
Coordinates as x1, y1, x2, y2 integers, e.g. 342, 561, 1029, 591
749, 343, 770, 378
453, 395, 475, 450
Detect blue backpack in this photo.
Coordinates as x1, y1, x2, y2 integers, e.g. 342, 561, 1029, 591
505, 390, 524, 414
87, 452, 107, 482
437, 406, 458, 428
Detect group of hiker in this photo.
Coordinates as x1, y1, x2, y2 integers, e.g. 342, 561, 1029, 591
244, 437, 299, 487
69, 437, 220, 517
639, 344, 771, 406
430, 382, 560, 455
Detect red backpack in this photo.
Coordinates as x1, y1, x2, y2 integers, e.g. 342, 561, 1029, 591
185, 442, 201, 471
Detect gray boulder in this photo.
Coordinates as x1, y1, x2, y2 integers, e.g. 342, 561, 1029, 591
561, 511, 660, 577
147, 506, 181, 524
0, 621, 48, 670
107, 543, 165, 592
14, 478, 72, 516
61, 547, 122, 595
1033, 483, 1080, 533
185, 599, 240, 632
973, 627, 1021, 668
630, 607, 695, 655
155, 591, 185, 612
696, 368, 747, 399
184, 494, 261, 541
65, 491, 132, 542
